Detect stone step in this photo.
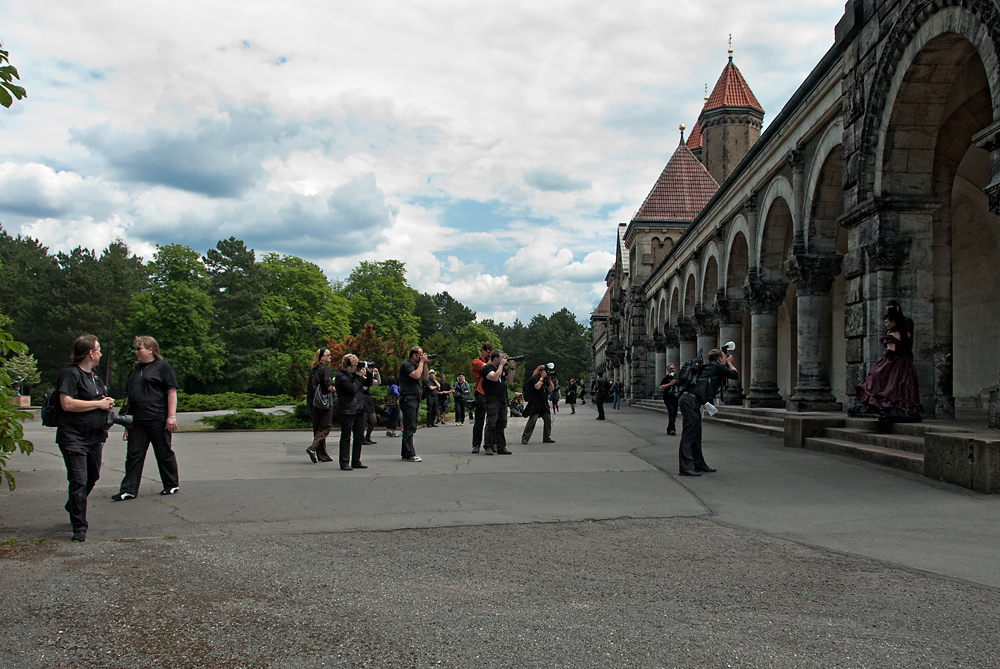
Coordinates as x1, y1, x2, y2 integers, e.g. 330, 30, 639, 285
714, 409, 785, 429
823, 427, 926, 454
706, 416, 784, 439
804, 437, 924, 475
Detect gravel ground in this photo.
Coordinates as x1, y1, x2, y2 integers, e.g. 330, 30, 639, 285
3, 517, 998, 669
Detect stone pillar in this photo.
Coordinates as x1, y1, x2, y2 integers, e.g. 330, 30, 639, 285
716, 297, 747, 405
653, 330, 666, 399
677, 318, 697, 365
694, 306, 718, 356
788, 149, 806, 247
974, 122, 1000, 429
785, 253, 843, 411
744, 278, 788, 408
665, 327, 680, 373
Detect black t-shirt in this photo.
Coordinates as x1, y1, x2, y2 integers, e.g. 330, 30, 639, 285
522, 376, 550, 415
481, 363, 507, 404
661, 372, 679, 400
398, 359, 422, 397
55, 365, 108, 444
126, 359, 179, 421
438, 381, 451, 405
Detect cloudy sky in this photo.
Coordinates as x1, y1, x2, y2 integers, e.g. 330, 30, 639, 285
0, 0, 845, 324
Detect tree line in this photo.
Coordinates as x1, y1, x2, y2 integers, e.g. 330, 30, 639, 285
0, 228, 591, 400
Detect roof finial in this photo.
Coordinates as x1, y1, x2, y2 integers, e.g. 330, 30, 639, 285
679, 123, 686, 145
728, 34, 733, 62
704, 83, 708, 102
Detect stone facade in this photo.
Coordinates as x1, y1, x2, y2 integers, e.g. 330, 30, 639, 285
593, 0, 1000, 429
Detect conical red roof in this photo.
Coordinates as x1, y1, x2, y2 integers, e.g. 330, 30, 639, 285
704, 57, 762, 112
593, 287, 611, 317
685, 119, 702, 150
632, 143, 718, 222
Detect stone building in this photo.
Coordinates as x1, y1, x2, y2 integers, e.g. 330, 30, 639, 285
592, 0, 1000, 429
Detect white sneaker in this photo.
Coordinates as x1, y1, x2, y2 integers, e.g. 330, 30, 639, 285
402, 456, 422, 462
160, 487, 179, 495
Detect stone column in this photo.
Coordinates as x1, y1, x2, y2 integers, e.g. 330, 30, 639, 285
788, 149, 806, 247
677, 317, 697, 365
694, 306, 718, 357
974, 122, 1000, 428
785, 253, 843, 411
716, 296, 746, 405
665, 327, 680, 373
744, 278, 788, 408
653, 330, 666, 399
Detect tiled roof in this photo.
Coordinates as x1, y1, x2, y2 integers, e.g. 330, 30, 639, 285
704, 58, 762, 112
685, 119, 702, 150
617, 223, 629, 274
632, 143, 719, 222
593, 287, 611, 318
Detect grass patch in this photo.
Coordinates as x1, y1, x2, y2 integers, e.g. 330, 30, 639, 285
197, 404, 311, 430
176, 392, 296, 412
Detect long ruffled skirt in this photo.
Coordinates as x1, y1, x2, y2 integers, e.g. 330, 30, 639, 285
848, 354, 923, 422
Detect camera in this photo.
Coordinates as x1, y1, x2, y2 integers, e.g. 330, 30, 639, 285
425, 353, 437, 360
545, 362, 557, 378
506, 355, 525, 362
358, 361, 375, 370
105, 410, 134, 430
720, 341, 736, 355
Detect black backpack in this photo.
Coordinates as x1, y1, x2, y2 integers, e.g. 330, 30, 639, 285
41, 388, 62, 427
676, 349, 705, 394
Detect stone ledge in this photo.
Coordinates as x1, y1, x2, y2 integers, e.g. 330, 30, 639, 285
925, 433, 1000, 494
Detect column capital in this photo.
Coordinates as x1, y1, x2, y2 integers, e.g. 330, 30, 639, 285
743, 280, 788, 314
693, 306, 718, 336
866, 236, 909, 271
785, 253, 843, 296
714, 297, 747, 326
664, 327, 680, 348
676, 317, 697, 342
743, 192, 758, 214
786, 147, 805, 171
986, 182, 1000, 216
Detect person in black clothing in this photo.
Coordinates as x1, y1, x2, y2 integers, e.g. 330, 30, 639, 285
55, 335, 117, 542
398, 346, 429, 462
521, 364, 555, 444
678, 348, 738, 476
452, 374, 470, 425
480, 350, 516, 454
424, 370, 441, 427
594, 372, 610, 420
335, 353, 370, 470
565, 378, 578, 414
112, 336, 181, 501
470, 342, 493, 452
361, 365, 381, 445
437, 373, 452, 423
306, 348, 336, 463
659, 363, 680, 436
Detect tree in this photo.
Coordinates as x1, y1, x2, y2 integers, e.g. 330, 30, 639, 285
0, 43, 27, 115
341, 260, 419, 341
2, 351, 40, 395
455, 321, 502, 378
205, 238, 275, 392
0, 313, 33, 490
125, 244, 225, 392
326, 323, 410, 376
414, 290, 476, 344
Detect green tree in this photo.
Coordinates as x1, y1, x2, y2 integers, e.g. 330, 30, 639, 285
0, 43, 27, 114
205, 238, 275, 392
2, 351, 40, 395
414, 290, 476, 343
0, 313, 33, 490
96, 240, 148, 393
341, 260, 419, 341
455, 322, 502, 378
126, 244, 225, 392
522, 309, 589, 379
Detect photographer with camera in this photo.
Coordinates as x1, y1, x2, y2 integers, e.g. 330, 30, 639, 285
678, 347, 738, 476
336, 354, 371, 470
452, 373, 470, 425
53, 335, 117, 542
398, 346, 430, 462
480, 350, 516, 455
112, 336, 180, 502
359, 363, 381, 445
424, 369, 441, 427
470, 342, 493, 453
521, 364, 556, 444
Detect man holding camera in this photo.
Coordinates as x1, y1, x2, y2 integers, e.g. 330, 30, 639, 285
678, 347, 738, 476
521, 363, 556, 444
470, 342, 494, 453
112, 336, 180, 501
398, 346, 430, 462
480, 349, 516, 455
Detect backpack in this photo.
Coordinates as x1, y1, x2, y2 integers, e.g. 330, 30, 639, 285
676, 349, 705, 395
41, 388, 62, 427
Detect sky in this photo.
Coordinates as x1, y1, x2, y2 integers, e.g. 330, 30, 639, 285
0, 0, 846, 325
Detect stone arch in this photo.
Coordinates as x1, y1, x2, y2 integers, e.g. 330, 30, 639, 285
702, 254, 720, 306
723, 214, 750, 293
684, 272, 697, 318
756, 176, 794, 278
803, 118, 844, 254
669, 284, 681, 325
658, 295, 667, 332
863, 2, 1000, 200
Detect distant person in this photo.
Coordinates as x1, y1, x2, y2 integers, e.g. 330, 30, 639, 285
424, 370, 441, 427
549, 378, 560, 414
306, 348, 336, 463
521, 364, 555, 444
112, 336, 180, 501
849, 307, 922, 423
678, 349, 738, 476
452, 373, 471, 425
437, 372, 453, 423
335, 354, 369, 471
361, 364, 381, 445
384, 375, 400, 438
659, 363, 680, 436
398, 346, 430, 462
565, 377, 578, 414
55, 335, 116, 542
612, 379, 623, 410
594, 373, 610, 420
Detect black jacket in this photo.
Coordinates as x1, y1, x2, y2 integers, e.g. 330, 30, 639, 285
691, 362, 739, 404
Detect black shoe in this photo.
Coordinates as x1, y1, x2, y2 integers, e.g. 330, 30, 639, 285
363, 439, 377, 445
351, 462, 368, 469
341, 465, 353, 471
306, 448, 318, 463
160, 487, 179, 495
111, 492, 136, 501
472, 447, 480, 454
679, 470, 702, 477
496, 448, 512, 455
696, 467, 717, 473
485, 447, 496, 455
666, 430, 676, 436
72, 531, 86, 542
543, 439, 555, 443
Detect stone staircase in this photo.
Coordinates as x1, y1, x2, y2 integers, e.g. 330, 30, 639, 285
633, 399, 994, 490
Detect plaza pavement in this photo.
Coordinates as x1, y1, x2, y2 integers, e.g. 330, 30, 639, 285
3, 401, 1000, 668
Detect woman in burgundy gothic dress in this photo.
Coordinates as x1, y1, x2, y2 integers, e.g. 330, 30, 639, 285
848, 307, 922, 422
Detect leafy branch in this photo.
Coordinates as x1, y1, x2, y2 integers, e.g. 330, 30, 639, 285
0, 44, 27, 111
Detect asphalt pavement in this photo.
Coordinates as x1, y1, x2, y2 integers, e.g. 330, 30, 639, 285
2, 401, 999, 668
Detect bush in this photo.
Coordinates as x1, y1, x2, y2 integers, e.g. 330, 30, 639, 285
176, 392, 295, 413
197, 405, 310, 430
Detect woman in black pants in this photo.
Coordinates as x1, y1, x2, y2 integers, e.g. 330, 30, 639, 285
335, 354, 369, 471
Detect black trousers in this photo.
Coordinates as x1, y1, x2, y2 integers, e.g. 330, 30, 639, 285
473, 393, 486, 447
678, 392, 709, 473
59, 439, 105, 533
484, 401, 508, 451
339, 412, 365, 466
521, 411, 551, 442
425, 397, 438, 426
664, 395, 679, 433
400, 395, 419, 459
119, 419, 180, 495
596, 393, 607, 419
454, 398, 466, 423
